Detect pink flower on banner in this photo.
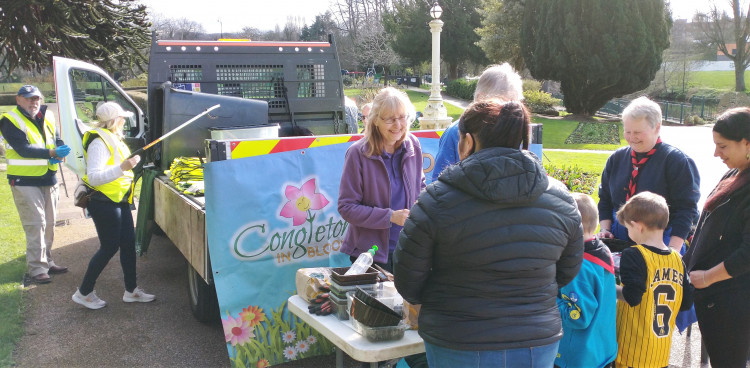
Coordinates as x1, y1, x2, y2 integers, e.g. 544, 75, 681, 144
280, 178, 329, 226
222, 314, 254, 346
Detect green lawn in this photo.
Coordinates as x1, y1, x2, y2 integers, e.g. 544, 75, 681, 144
0, 171, 26, 367
542, 150, 611, 173
533, 117, 626, 150
404, 90, 464, 122
542, 150, 609, 203
690, 70, 750, 91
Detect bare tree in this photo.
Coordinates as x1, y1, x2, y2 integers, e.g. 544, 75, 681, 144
151, 14, 205, 40
353, 19, 401, 71
331, 0, 395, 41
240, 27, 265, 41
282, 16, 305, 41
696, 0, 750, 91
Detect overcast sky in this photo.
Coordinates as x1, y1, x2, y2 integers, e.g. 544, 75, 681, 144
137, 0, 729, 34
138, 0, 332, 33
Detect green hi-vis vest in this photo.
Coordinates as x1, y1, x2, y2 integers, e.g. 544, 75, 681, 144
82, 128, 135, 204
2, 107, 57, 177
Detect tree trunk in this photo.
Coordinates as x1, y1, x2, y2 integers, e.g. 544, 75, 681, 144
449, 63, 459, 80
736, 66, 746, 92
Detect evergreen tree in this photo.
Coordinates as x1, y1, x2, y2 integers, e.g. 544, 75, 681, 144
521, 0, 671, 116
0, 0, 151, 75
300, 12, 338, 41
476, 0, 525, 71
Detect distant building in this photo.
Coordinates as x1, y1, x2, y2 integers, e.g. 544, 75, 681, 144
717, 43, 749, 61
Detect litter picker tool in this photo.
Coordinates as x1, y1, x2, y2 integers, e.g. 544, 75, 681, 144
128, 104, 220, 158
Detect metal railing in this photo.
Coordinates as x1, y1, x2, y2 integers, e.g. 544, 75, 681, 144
556, 93, 719, 124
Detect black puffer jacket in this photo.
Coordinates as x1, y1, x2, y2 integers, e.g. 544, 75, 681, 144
394, 147, 583, 351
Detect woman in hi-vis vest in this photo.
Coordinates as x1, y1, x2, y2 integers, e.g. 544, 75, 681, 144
71, 102, 155, 310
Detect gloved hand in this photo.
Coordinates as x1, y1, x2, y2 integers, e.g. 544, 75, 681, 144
49, 157, 62, 165
55, 145, 71, 158
307, 293, 333, 316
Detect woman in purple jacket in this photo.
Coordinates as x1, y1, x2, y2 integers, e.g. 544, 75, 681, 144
338, 87, 426, 272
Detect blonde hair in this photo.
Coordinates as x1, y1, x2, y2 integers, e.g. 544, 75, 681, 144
363, 87, 416, 156
93, 118, 121, 131
616, 191, 669, 231
571, 193, 598, 235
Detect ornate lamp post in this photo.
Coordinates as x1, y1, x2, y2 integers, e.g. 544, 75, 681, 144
420, 1, 452, 130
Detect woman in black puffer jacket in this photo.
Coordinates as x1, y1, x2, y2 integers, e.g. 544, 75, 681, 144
394, 99, 583, 368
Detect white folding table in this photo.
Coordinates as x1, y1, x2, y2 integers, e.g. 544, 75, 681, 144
288, 295, 425, 368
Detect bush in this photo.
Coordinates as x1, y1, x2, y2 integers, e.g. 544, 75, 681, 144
342, 75, 356, 87
523, 89, 561, 115
121, 73, 148, 88
445, 78, 477, 100
523, 79, 542, 92
683, 114, 706, 126
544, 164, 600, 195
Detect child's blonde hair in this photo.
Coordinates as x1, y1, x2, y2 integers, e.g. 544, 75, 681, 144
616, 191, 669, 231
572, 193, 598, 235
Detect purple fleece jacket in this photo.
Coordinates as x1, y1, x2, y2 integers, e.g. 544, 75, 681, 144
338, 134, 426, 264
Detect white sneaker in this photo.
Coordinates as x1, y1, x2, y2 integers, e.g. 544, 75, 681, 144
123, 286, 155, 303
72, 289, 107, 310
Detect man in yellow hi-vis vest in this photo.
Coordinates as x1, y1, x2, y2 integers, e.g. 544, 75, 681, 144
0, 85, 71, 284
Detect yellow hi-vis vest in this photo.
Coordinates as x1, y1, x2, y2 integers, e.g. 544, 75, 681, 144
82, 128, 135, 204
2, 107, 58, 177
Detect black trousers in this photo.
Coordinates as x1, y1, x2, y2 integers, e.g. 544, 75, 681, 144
79, 200, 137, 295
694, 286, 750, 368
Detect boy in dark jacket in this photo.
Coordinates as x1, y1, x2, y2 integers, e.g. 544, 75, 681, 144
555, 193, 617, 368
614, 192, 693, 368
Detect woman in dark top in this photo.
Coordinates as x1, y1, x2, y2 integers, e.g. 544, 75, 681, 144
598, 96, 700, 252
684, 107, 750, 368
394, 99, 583, 367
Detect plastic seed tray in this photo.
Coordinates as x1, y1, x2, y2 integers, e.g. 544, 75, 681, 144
350, 318, 407, 342
330, 267, 379, 284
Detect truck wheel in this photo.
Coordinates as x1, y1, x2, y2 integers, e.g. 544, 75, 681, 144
187, 265, 220, 322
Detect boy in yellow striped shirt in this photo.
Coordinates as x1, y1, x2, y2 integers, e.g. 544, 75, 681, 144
614, 192, 693, 368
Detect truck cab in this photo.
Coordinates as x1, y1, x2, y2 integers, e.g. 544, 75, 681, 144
53, 56, 147, 178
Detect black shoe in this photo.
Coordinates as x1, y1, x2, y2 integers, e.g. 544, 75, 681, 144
30, 273, 52, 284
48, 265, 68, 274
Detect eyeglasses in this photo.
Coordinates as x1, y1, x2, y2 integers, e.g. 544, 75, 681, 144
379, 115, 407, 125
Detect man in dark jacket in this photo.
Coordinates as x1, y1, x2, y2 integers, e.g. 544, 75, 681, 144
394, 100, 583, 367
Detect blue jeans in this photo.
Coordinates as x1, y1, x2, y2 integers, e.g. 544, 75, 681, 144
424, 340, 560, 368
